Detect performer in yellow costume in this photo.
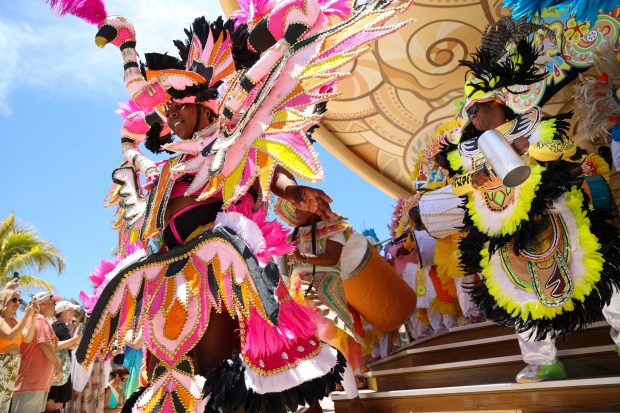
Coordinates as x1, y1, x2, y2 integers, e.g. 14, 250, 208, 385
436, 18, 620, 382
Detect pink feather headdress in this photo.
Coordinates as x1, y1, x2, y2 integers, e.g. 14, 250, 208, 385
232, 0, 351, 30
46, 0, 108, 26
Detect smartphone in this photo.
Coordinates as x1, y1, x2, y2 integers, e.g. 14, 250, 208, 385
13, 272, 19, 282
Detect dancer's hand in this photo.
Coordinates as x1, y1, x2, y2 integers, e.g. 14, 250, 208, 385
283, 185, 338, 222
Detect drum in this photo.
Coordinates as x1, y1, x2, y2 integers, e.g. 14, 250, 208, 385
339, 234, 416, 331
417, 185, 465, 239
582, 175, 612, 210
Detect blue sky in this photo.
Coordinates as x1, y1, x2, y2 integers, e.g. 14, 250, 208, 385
1, 0, 398, 301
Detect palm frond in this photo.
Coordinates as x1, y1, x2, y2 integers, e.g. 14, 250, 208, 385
0, 275, 55, 293
0, 214, 67, 282
0, 213, 17, 243
4, 246, 66, 275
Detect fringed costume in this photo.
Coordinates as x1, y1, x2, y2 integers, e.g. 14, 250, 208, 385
45, 0, 413, 411
401, 231, 459, 333
390, 118, 472, 327
441, 17, 620, 341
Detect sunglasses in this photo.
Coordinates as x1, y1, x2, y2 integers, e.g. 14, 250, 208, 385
10, 297, 24, 304
466, 102, 483, 117
121, 376, 129, 382
465, 101, 491, 117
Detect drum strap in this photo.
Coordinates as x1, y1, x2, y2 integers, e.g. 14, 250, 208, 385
304, 222, 318, 297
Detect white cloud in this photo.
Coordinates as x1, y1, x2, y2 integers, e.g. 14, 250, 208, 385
0, 0, 225, 116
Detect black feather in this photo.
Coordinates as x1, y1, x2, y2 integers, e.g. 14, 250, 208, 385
143, 52, 184, 71
228, 20, 261, 69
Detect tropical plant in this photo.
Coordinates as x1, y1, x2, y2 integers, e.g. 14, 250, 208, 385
0, 213, 65, 291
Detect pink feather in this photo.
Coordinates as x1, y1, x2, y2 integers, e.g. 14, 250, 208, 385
226, 196, 295, 261
115, 100, 142, 119
318, 0, 351, 18
88, 258, 119, 286
46, 0, 108, 25
231, 0, 350, 27
244, 299, 318, 358
78, 290, 98, 314
86, 241, 142, 286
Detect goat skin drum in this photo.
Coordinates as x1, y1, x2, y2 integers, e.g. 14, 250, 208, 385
339, 234, 417, 331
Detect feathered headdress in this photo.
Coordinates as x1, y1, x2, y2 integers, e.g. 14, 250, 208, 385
142, 16, 255, 115
46, 0, 108, 25
574, 40, 620, 142
460, 16, 552, 113
502, 0, 617, 25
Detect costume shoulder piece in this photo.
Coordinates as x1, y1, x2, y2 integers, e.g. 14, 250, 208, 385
168, 0, 414, 207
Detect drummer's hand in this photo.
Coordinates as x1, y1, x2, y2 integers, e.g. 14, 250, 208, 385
472, 167, 491, 189
511, 137, 530, 156
290, 249, 306, 263
284, 185, 338, 222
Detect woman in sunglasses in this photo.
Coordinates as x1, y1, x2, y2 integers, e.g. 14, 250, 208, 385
104, 366, 130, 413
0, 290, 38, 412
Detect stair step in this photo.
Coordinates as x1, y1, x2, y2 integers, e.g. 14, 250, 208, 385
332, 376, 620, 412
364, 345, 619, 391
370, 321, 613, 371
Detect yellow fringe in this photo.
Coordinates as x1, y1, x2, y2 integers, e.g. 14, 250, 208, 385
429, 298, 460, 316
434, 233, 466, 283
564, 187, 604, 303
481, 187, 604, 321
468, 160, 544, 237
537, 118, 556, 142
447, 149, 463, 172
416, 308, 430, 326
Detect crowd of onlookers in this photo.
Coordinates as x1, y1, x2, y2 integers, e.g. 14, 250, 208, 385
0, 278, 139, 413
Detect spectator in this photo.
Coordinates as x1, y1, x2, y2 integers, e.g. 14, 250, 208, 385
122, 329, 143, 400
11, 292, 62, 413
104, 366, 129, 413
46, 301, 82, 413
0, 290, 38, 413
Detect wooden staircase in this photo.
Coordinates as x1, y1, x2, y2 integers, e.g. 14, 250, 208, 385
331, 321, 620, 412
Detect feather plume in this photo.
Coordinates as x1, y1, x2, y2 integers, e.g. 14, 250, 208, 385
574, 40, 620, 142
480, 16, 553, 63
461, 38, 548, 96
46, 0, 107, 25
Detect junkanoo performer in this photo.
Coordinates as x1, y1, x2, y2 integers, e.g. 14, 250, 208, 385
389, 206, 459, 335
573, 39, 620, 358
275, 199, 368, 413
401, 231, 458, 334
384, 237, 432, 340
407, 119, 483, 326
46, 0, 413, 411
437, 17, 620, 382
